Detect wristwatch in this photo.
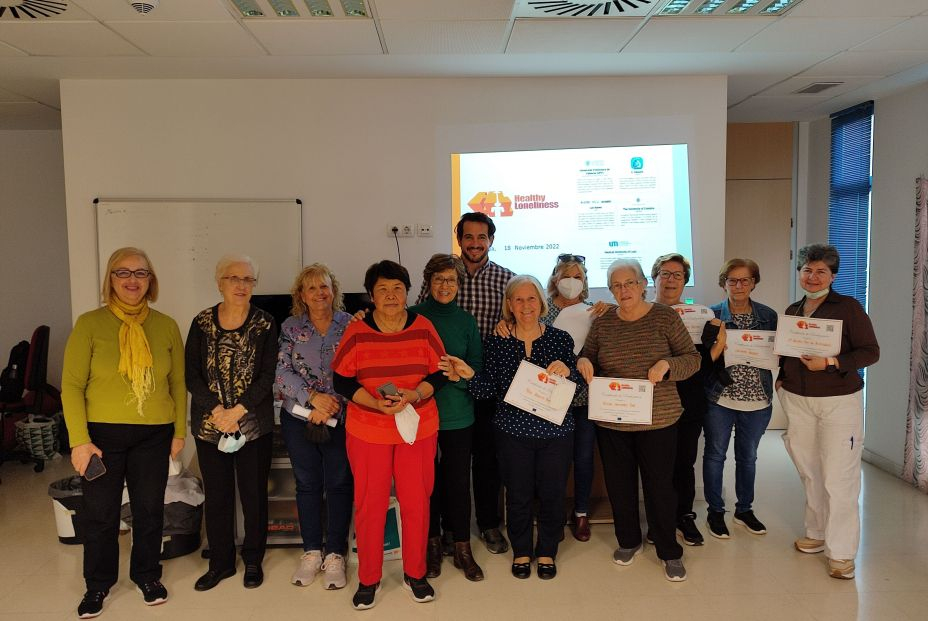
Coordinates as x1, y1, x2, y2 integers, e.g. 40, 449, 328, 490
825, 357, 838, 373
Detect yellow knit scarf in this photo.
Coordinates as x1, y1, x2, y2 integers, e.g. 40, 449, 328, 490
108, 298, 154, 416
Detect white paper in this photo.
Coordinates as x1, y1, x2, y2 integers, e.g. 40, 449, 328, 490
773, 314, 843, 358
725, 330, 779, 371
588, 377, 654, 425
552, 303, 595, 355
671, 304, 713, 344
503, 360, 577, 426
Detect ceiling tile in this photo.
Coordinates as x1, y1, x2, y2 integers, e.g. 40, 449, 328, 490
243, 19, 382, 55
803, 50, 928, 77
0, 39, 27, 56
0, 101, 60, 129
737, 17, 906, 53
106, 21, 266, 56
71, 0, 234, 21
852, 16, 928, 52
373, 0, 515, 20
789, 0, 928, 18
727, 74, 793, 105
624, 17, 772, 53
0, 22, 144, 56
0, 86, 31, 102
380, 20, 508, 54
507, 18, 640, 53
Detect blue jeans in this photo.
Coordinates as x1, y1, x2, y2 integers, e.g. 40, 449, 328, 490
572, 406, 596, 515
280, 412, 354, 554
702, 402, 772, 514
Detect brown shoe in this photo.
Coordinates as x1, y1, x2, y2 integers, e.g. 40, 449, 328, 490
571, 515, 591, 542
452, 541, 485, 582
426, 536, 443, 578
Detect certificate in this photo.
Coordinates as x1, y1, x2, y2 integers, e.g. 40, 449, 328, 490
725, 330, 779, 371
503, 360, 577, 426
552, 302, 595, 355
588, 377, 653, 425
671, 304, 713, 344
773, 314, 843, 358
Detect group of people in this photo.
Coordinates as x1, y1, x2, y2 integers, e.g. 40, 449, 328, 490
61, 212, 879, 618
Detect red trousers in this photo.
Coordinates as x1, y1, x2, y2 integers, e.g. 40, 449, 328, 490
347, 433, 437, 585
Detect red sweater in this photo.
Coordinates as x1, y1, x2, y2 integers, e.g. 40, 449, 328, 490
332, 313, 445, 444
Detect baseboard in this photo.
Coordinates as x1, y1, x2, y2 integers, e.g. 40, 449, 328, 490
862, 448, 903, 477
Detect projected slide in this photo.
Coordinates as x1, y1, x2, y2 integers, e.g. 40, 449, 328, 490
452, 144, 693, 289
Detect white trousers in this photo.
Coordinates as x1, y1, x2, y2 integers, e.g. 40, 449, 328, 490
779, 388, 863, 560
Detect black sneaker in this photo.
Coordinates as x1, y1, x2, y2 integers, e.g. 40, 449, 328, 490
677, 513, 705, 546
707, 511, 730, 539
136, 580, 168, 606
403, 573, 435, 603
733, 510, 767, 535
352, 582, 380, 610
77, 590, 108, 619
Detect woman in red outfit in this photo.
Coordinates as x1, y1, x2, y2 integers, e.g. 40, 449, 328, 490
332, 260, 447, 610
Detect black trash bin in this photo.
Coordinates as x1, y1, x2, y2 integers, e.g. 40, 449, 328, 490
48, 476, 85, 545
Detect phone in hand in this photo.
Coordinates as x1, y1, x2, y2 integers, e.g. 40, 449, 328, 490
84, 453, 106, 481
376, 382, 399, 399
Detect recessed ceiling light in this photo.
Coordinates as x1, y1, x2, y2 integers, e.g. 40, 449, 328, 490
268, 0, 298, 17
761, 0, 800, 14
659, 0, 694, 15
728, 0, 761, 14
653, 0, 805, 16
231, 0, 263, 17
339, 0, 366, 17
695, 0, 726, 14
304, 0, 332, 16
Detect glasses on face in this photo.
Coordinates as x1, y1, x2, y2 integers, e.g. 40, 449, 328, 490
222, 276, 257, 287
658, 270, 685, 281
557, 253, 585, 264
111, 269, 151, 279
432, 276, 458, 286
725, 277, 754, 288
609, 279, 640, 292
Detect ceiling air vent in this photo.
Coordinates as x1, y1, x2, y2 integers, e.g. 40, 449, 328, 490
515, 0, 657, 18
0, 0, 68, 19
794, 82, 844, 95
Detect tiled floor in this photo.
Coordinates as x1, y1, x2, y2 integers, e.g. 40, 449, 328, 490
1, 435, 927, 620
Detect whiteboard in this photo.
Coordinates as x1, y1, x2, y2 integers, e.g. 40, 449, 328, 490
95, 199, 302, 334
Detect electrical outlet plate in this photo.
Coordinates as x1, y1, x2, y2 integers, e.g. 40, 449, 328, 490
387, 224, 414, 237
417, 224, 433, 237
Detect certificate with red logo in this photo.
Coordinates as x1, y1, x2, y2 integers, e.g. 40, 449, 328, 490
588, 377, 653, 425
671, 304, 713, 344
503, 360, 577, 426
725, 330, 779, 371
773, 314, 843, 358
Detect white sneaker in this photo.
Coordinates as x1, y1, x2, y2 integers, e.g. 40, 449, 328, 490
321, 553, 347, 590
291, 550, 323, 586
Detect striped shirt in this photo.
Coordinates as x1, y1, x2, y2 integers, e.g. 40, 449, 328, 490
418, 259, 515, 338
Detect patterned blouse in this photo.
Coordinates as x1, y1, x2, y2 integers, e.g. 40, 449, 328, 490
719, 312, 767, 404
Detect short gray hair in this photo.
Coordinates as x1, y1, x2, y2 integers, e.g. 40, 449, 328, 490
607, 259, 648, 300
215, 254, 259, 284
502, 275, 549, 322
797, 243, 840, 275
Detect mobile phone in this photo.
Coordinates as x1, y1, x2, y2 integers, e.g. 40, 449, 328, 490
84, 454, 106, 481
376, 382, 399, 399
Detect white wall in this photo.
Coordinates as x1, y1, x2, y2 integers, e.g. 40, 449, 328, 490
59, 77, 728, 327
865, 83, 928, 472
0, 130, 70, 387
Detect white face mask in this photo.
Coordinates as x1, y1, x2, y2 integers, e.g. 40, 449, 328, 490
217, 431, 247, 453
394, 404, 420, 445
802, 287, 830, 300
556, 277, 584, 300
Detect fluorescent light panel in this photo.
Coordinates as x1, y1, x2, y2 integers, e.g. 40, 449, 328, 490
231, 0, 263, 16
339, 0, 366, 17
728, 0, 760, 13
695, 0, 727, 14
659, 0, 693, 15
268, 0, 299, 16
761, 0, 800, 14
304, 0, 333, 16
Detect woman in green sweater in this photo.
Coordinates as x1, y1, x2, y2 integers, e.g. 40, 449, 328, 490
409, 254, 485, 582
62, 247, 186, 619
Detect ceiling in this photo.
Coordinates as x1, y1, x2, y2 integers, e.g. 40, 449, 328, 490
1, 0, 927, 129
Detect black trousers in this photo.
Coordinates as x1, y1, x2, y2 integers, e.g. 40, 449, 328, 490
82, 422, 173, 591
496, 430, 573, 559
597, 424, 683, 561
673, 411, 704, 518
472, 399, 502, 531
196, 432, 273, 571
429, 425, 474, 541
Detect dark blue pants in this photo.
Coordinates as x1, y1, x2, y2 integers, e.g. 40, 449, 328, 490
571, 406, 596, 515
703, 402, 772, 514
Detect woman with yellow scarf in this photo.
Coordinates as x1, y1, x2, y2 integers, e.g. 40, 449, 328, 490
62, 247, 186, 619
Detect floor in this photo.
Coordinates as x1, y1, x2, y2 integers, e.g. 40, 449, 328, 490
1, 435, 927, 621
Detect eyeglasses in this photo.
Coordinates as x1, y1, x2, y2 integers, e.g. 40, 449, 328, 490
658, 270, 686, 281
432, 276, 458, 286
609, 279, 640, 291
222, 276, 257, 287
557, 253, 585, 264
111, 269, 151, 279
725, 277, 755, 288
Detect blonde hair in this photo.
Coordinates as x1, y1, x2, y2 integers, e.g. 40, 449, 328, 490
215, 254, 259, 284
501, 275, 549, 322
547, 259, 589, 300
290, 263, 344, 316
101, 247, 159, 304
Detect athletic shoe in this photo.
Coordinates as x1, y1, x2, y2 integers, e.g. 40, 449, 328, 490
612, 544, 643, 566
321, 553, 347, 590
662, 558, 688, 582
828, 558, 855, 579
352, 582, 381, 610
733, 510, 767, 535
677, 513, 705, 546
403, 574, 435, 603
707, 511, 730, 539
77, 590, 108, 618
291, 550, 323, 586
136, 580, 168, 606
794, 537, 825, 554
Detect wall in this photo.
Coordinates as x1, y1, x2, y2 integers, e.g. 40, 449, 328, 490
0, 130, 70, 387
59, 77, 728, 327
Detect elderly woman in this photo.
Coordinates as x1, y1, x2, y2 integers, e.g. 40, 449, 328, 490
332, 260, 448, 610
409, 254, 484, 581
446, 275, 579, 581
577, 258, 699, 582
779, 244, 879, 580
701, 258, 778, 541
185, 255, 278, 591
651, 252, 709, 546
62, 247, 186, 618
276, 263, 353, 590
